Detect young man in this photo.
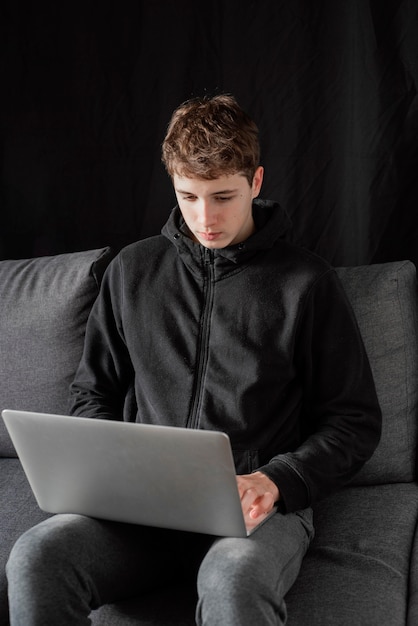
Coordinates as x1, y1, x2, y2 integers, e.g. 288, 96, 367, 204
6, 95, 382, 625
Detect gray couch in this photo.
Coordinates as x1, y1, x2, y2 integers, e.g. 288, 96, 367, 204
0, 247, 417, 625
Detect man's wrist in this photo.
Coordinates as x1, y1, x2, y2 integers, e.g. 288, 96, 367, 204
254, 471, 280, 502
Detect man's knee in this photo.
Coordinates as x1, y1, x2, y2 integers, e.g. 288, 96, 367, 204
7, 514, 89, 585
196, 538, 285, 626
197, 538, 264, 598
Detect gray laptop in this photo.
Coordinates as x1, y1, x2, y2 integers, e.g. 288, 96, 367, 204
2, 409, 276, 538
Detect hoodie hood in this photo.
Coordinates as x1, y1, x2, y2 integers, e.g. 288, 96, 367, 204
161, 199, 293, 277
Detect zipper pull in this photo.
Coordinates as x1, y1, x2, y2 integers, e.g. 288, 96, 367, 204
204, 248, 214, 265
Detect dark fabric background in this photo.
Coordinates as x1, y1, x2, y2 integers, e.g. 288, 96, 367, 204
1, 0, 417, 267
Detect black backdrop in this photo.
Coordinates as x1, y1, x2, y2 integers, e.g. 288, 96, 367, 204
1, 0, 418, 267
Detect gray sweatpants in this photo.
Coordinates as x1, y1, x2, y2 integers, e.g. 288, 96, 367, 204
6, 508, 313, 625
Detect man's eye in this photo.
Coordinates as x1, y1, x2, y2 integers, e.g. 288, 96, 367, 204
183, 196, 196, 201
215, 196, 233, 202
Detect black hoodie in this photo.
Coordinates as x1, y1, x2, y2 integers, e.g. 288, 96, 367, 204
70, 199, 382, 513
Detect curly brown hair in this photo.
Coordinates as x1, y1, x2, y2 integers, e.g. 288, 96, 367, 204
161, 94, 260, 185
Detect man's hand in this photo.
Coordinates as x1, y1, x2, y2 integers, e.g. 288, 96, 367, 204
236, 472, 280, 531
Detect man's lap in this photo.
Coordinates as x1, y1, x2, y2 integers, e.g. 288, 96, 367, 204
7, 508, 313, 610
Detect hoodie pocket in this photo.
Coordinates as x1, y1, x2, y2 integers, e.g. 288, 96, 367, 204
232, 449, 260, 474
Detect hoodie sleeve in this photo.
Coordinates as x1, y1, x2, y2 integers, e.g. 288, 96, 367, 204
259, 268, 382, 512
69, 255, 135, 420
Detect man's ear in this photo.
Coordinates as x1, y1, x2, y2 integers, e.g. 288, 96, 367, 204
252, 166, 264, 198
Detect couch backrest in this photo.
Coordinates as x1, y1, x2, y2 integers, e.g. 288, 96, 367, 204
336, 261, 418, 486
0, 248, 114, 457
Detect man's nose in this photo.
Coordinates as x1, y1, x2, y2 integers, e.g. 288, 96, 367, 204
197, 201, 217, 227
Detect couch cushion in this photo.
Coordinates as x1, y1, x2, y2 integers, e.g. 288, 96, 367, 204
336, 261, 418, 485
285, 483, 418, 625
0, 248, 114, 457
408, 515, 418, 626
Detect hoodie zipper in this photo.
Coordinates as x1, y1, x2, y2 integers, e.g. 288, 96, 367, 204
187, 248, 215, 429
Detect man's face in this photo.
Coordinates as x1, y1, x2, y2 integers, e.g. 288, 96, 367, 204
173, 166, 264, 249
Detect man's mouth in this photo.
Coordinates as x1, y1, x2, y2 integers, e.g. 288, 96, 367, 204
198, 232, 222, 241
